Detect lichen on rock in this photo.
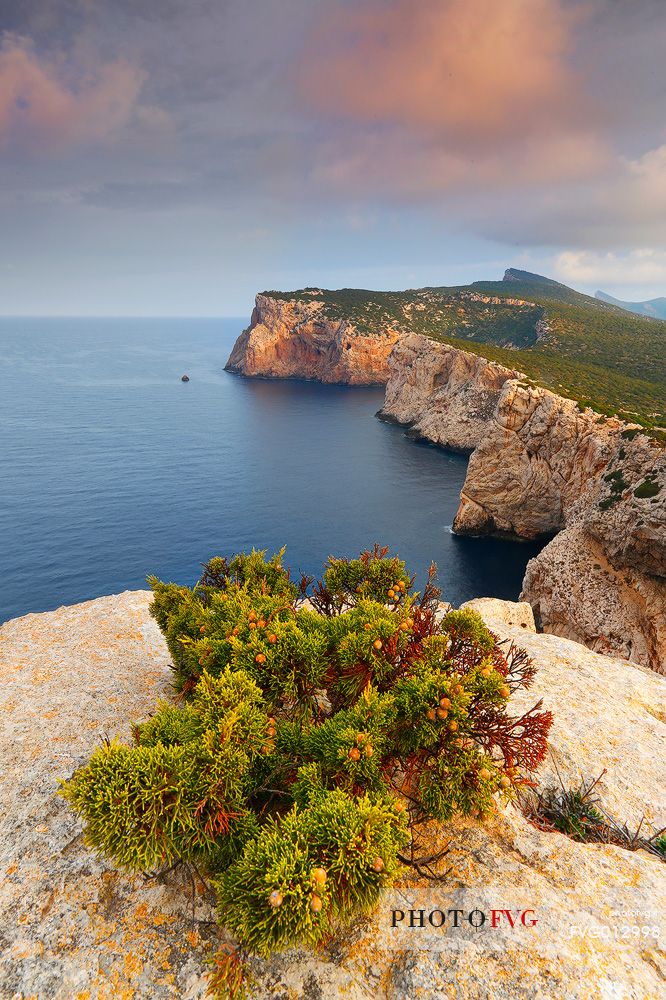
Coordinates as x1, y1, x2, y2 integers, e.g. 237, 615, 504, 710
1, 590, 664, 999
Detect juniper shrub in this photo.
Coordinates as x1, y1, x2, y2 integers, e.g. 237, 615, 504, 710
61, 547, 553, 997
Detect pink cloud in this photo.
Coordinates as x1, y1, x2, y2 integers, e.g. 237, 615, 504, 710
0, 34, 146, 152
301, 0, 589, 146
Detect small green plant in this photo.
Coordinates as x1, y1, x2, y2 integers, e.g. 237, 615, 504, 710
633, 475, 661, 499
521, 769, 666, 861
61, 546, 553, 997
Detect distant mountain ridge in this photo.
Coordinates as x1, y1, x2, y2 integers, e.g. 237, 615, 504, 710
596, 289, 666, 320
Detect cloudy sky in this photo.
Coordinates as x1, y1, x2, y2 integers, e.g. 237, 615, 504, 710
1, 0, 665, 315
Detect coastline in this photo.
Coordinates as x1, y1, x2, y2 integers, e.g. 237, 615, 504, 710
225, 303, 666, 673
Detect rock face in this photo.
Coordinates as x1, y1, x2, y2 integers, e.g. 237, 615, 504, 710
2, 592, 665, 999
377, 334, 521, 453
452, 380, 623, 539
225, 293, 400, 384
381, 334, 666, 673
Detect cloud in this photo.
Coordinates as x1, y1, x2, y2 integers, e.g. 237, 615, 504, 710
485, 142, 666, 249
301, 0, 589, 148
554, 248, 666, 288
0, 33, 147, 152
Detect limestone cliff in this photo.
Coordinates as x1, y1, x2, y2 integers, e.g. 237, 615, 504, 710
2, 592, 665, 999
225, 293, 400, 384
380, 334, 666, 673
377, 334, 522, 453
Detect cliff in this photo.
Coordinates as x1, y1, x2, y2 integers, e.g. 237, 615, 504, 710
225, 293, 400, 384
380, 335, 666, 673
226, 290, 665, 672
2, 592, 665, 999
377, 334, 522, 453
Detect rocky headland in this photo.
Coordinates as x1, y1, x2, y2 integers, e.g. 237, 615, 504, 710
226, 297, 666, 673
225, 292, 400, 384
2, 591, 664, 999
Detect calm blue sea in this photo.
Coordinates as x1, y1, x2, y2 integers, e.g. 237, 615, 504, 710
0, 318, 543, 623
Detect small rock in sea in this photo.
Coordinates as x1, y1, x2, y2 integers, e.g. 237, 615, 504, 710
181, 374, 190, 382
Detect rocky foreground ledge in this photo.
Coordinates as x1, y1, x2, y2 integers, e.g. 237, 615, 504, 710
1, 592, 664, 999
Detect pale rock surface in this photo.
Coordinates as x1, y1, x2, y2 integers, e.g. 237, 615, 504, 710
462, 598, 666, 828
462, 597, 536, 632
521, 523, 666, 675
225, 294, 400, 385
452, 380, 622, 539
377, 335, 520, 453
2, 592, 665, 999
379, 334, 666, 672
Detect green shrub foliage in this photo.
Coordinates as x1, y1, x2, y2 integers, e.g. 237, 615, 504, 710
61, 547, 553, 996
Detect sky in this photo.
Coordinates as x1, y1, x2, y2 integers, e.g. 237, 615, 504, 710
1, 0, 665, 316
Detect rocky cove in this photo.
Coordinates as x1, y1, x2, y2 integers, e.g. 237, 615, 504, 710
226, 295, 666, 674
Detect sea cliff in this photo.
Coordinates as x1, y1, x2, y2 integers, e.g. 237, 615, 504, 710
380, 335, 666, 673
225, 292, 400, 384
225, 300, 666, 673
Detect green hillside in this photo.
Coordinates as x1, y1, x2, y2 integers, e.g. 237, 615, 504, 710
265, 269, 665, 435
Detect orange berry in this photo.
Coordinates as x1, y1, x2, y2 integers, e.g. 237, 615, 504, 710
268, 890, 283, 907
356, 732, 366, 744
249, 622, 257, 630
394, 801, 406, 813
268, 717, 276, 725
426, 708, 436, 721
500, 776, 512, 789
249, 611, 257, 622
268, 634, 277, 643
373, 639, 382, 650
267, 726, 276, 738
372, 857, 384, 872
198, 658, 206, 666
255, 653, 266, 664
310, 894, 323, 913
364, 744, 373, 757
436, 707, 448, 720
348, 747, 361, 761
199, 626, 206, 634
363, 623, 372, 630
448, 720, 459, 732
439, 697, 451, 709
479, 767, 491, 780
312, 867, 327, 886
480, 667, 492, 678
388, 589, 395, 598
453, 684, 464, 695
257, 619, 266, 628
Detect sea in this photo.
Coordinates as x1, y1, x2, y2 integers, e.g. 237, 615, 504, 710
0, 317, 544, 623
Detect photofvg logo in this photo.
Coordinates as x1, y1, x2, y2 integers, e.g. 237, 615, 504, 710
378, 888, 544, 951
391, 907, 538, 931
377, 888, 663, 955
